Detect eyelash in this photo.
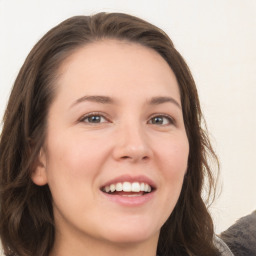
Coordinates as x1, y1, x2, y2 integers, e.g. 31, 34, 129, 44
79, 112, 175, 126
147, 114, 175, 126
79, 112, 110, 124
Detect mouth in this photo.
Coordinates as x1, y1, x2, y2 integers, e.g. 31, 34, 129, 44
100, 181, 155, 197
99, 175, 156, 206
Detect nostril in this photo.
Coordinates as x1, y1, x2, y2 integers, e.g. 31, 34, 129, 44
121, 156, 130, 159
120, 155, 149, 161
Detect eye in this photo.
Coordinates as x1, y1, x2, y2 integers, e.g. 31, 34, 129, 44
80, 113, 108, 124
148, 115, 174, 125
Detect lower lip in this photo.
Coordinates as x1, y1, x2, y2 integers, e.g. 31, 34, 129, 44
100, 191, 155, 206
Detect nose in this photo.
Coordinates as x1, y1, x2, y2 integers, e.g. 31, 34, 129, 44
112, 122, 153, 162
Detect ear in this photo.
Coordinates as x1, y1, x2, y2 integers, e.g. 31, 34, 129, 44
31, 148, 48, 186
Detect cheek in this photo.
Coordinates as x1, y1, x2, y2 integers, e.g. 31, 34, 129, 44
157, 134, 189, 175
46, 132, 106, 175
156, 135, 189, 204
44, 132, 113, 204
44, 134, 104, 211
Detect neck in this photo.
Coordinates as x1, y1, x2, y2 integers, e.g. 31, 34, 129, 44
50, 228, 159, 256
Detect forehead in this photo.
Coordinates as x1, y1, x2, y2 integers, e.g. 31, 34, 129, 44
54, 39, 180, 104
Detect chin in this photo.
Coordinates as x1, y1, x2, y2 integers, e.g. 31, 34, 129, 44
100, 220, 160, 244
106, 233, 157, 245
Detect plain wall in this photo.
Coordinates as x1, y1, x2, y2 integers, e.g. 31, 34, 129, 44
0, 0, 255, 238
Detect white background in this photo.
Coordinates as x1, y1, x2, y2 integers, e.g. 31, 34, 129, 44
0, 0, 255, 237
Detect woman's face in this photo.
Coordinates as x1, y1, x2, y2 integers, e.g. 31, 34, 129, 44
33, 40, 189, 248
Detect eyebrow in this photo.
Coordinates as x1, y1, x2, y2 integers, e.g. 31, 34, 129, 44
70, 95, 115, 108
149, 96, 181, 109
70, 95, 181, 109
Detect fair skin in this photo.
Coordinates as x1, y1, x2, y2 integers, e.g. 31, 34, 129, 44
32, 40, 189, 256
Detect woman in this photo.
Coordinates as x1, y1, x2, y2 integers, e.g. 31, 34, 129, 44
0, 12, 231, 256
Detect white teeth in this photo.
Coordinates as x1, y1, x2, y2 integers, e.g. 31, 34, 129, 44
105, 186, 110, 193
115, 182, 122, 191
123, 182, 132, 192
131, 182, 140, 192
103, 181, 153, 193
110, 184, 115, 192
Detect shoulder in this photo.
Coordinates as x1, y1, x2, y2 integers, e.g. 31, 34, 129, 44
214, 235, 234, 256
220, 210, 256, 256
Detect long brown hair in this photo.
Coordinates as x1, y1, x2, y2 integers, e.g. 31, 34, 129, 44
0, 13, 219, 256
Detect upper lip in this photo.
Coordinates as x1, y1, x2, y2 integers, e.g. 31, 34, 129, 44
100, 175, 157, 190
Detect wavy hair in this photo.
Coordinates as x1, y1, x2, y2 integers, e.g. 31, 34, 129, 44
0, 13, 219, 256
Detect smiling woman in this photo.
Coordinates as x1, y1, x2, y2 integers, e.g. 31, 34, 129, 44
0, 13, 228, 256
